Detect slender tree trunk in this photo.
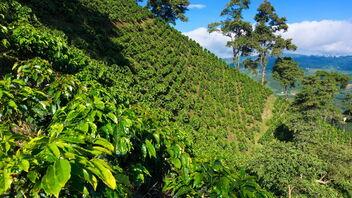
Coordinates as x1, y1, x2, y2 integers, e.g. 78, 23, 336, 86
260, 54, 267, 85
237, 55, 241, 70
261, 65, 266, 85
288, 185, 294, 198
232, 48, 240, 70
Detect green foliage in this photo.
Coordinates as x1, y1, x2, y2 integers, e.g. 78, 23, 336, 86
253, 0, 297, 85
10, 23, 89, 73
137, 0, 190, 24
251, 78, 352, 197
293, 71, 350, 121
2, 0, 351, 197
243, 59, 259, 75
13, 58, 53, 87
272, 57, 303, 98
208, 0, 253, 70
249, 142, 327, 197
165, 160, 272, 197
0, 0, 271, 197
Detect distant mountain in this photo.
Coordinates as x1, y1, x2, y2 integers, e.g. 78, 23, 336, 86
225, 54, 352, 74
225, 54, 352, 95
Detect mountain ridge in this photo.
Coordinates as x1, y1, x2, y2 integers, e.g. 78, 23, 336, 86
225, 54, 352, 73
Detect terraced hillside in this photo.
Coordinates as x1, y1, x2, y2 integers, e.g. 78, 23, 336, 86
20, 0, 271, 163
2, 0, 352, 197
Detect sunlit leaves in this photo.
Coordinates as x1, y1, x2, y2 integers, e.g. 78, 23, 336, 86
13, 58, 54, 87
0, 169, 12, 194
88, 159, 116, 190
11, 23, 88, 73
41, 159, 71, 197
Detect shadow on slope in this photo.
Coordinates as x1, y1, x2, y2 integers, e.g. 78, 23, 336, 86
20, 0, 129, 68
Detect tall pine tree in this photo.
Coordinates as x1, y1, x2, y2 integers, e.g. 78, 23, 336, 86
208, 0, 253, 70
253, 0, 296, 85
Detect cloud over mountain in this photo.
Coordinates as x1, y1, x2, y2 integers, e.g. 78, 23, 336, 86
184, 20, 352, 57
282, 20, 352, 56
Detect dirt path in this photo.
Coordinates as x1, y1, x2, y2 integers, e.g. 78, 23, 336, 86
254, 95, 276, 145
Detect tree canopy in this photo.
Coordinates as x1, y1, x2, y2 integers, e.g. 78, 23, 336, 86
272, 57, 303, 98
253, 0, 296, 85
137, 0, 190, 24
208, 0, 253, 70
294, 71, 349, 121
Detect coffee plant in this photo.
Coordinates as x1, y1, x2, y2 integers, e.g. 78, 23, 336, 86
0, 0, 271, 197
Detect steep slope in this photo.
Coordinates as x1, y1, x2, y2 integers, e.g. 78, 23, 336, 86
19, 0, 271, 164
2, 0, 351, 197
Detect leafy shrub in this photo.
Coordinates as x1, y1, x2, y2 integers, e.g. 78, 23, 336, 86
248, 142, 327, 197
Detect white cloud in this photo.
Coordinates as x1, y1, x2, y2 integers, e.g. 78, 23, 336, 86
183, 20, 352, 57
188, 4, 206, 9
183, 27, 232, 57
282, 20, 352, 56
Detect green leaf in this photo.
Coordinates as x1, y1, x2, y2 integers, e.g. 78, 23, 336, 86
107, 112, 118, 124
193, 173, 203, 187
76, 122, 89, 133
27, 171, 39, 183
94, 138, 114, 152
42, 159, 71, 198
181, 154, 190, 168
48, 143, 61, 158
116, 137, 132, 155
153, 133, 160, 144
1, 39, 10, 48
88, 159, 116, 190
84, 169, 98, 190
92, 146, 112, 155
171, 158, 181, 169
141, 144, 147, 158
94, 96, 105, 110
50, 123, 64, 137
88, 122, 97, 134
66, 110, 78, 123
0, 169, 12, 194
8, 100, 17, 110
145, 140, 156, 158
19, 159, 30, 172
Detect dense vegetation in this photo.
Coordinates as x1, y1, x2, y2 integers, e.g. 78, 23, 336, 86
0, 0, 351, 197
13, 0, 272, 164
0, 0, 271, 197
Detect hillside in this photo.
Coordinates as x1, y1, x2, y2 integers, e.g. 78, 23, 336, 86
0, 0, 272, 197
19, 0, 271, 163
1, 0, 351, 197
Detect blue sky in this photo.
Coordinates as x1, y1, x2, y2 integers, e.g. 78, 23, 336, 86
176, 0, 352, 57
176, 0, 352, 32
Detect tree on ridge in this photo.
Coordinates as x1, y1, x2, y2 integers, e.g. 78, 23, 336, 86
253, 0, 296, 85
137, 0, 190, 24
272, 57, 303, 99
208, 0, 254, 70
